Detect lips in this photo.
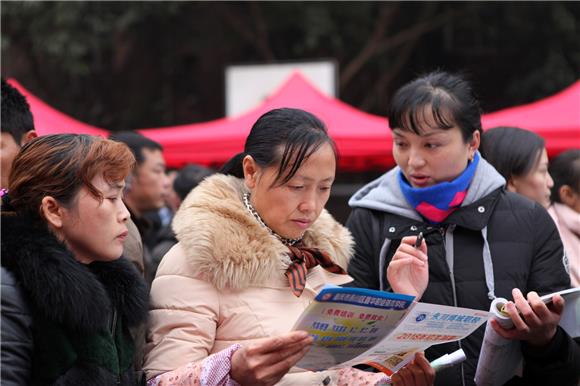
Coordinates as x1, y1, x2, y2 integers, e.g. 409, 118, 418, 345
292, 219, 312, 229
409, 174, 430, 187
117, 230, 129, 241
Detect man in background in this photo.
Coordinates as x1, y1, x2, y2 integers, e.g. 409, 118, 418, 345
1, 79, 37, 190
150, 164, 214, 271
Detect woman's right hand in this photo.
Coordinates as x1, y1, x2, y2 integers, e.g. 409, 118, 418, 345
387, 235, 429, 300
391, 352, 435, 386
230, 330, 313, 386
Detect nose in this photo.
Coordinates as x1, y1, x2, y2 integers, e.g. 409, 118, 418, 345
118, 200, 130, 223
162, 173, 171, 189
298, 190, 317, 214
546, 171, 554, 189
408, 147, 426, 169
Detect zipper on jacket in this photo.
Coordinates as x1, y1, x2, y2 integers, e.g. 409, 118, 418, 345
109, 309, 121, 385
442, 224, 466, 386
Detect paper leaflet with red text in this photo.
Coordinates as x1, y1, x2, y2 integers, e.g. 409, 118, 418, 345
293, 285, 490, 375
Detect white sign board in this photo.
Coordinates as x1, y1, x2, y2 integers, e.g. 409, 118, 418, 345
225, 61, 337, 117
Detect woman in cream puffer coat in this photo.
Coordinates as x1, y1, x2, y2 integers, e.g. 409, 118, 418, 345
143, 108, 433, 386
144, 174, 360, 385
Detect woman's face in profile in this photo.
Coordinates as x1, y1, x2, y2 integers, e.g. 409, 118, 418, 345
392, 110, 479, 188
507, 148, 553, 208
59, 174, 130, 264
247, 142, 336, 240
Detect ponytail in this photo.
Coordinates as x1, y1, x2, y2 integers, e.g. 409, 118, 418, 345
220, 152, 245, 178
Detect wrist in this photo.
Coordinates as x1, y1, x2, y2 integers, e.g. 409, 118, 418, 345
202, 344, 242, 386
527, 326, 557, 347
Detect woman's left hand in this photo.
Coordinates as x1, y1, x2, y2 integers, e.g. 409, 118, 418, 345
391, 352, 435, 386
491, 288, 565, 347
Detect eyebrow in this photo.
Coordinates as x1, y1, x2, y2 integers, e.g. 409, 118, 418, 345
393, 129, 446, 138
295, 176, 335, 183
107, 183, 125, 191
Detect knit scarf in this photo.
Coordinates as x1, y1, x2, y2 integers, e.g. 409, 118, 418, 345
285, 245, 346, 297
399, 152, 480, 223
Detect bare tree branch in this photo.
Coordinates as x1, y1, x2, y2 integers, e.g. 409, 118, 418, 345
216, 4, 255, 44
375, 8, 458, 55
340, 4, 398, 87
360, 38, 418, 111
249, 2, 275, 61
341, 5, 463, 92
217, 3, 275, 62
360, 4, 452, 111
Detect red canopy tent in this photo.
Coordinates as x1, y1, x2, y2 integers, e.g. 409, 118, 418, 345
137, 72, 393, 171
482, 81, 580, 156
9, 74, 392, 171
7, 79, 109, 137
9, 75, 580, 171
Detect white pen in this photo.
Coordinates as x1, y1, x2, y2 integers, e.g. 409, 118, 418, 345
429, 348, 466, 371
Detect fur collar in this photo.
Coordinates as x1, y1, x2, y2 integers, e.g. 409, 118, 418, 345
172, 174, 354, 290
1, 212, 149, 332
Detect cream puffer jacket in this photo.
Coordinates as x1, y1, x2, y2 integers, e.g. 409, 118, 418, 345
143, 174, 356, 385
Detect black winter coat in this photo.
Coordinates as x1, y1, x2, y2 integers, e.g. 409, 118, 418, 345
1, 212, 149, 385
346, 161, 575, 386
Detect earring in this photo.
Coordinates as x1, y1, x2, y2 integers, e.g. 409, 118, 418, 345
469, 153, 474, 162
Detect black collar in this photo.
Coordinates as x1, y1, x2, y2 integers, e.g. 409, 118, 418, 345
1, 212, 149, 332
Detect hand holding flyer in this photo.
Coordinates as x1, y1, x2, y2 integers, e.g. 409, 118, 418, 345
292, 285, 490, 375
474, 287, 580, 386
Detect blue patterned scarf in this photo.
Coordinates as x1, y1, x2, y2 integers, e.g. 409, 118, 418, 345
399, 152, 480, 223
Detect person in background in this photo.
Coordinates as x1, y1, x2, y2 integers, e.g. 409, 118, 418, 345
480, 126, 553, 208
547, 149, 580, 287
172, 164, 215, 208
1, 134, 148, 385
109, 131, 170, 284
150, 163, 215, 269
143, 108, 434, 386
1, 79, 37, 191
346, 71, 574, 386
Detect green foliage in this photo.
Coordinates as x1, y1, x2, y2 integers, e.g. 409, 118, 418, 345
2, 1, 578, 130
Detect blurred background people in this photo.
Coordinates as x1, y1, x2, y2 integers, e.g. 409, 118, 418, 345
1, 134, 148, 385
548, 149, 580, 287
109, 131, 170, 284
150, 163, 214, 271
1, 79, 37, 190
480, 126, 553, 208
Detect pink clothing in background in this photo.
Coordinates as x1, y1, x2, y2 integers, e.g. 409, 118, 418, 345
548, 202, 580, 287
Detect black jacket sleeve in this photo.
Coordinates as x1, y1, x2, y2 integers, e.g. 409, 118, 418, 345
1, 267, 33, 386
520, 327, 580, 386
527, 202, 571, 293
345, 207, 383, 290
519, 204, 575, 385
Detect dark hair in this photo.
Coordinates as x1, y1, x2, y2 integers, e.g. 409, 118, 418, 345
549, 149, 580, 203
109, 131, 162, 165
1, 79, 35, 143
480, 126, 545, 180
220, 108, 336, 186
9, 134, 135, 219
388, 71, 482, 142
173, 164, 214, 201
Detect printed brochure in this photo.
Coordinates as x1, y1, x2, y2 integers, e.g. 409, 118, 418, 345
293, 285, 490, 375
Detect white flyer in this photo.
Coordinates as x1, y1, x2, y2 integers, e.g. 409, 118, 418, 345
293, 285, 490, 375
